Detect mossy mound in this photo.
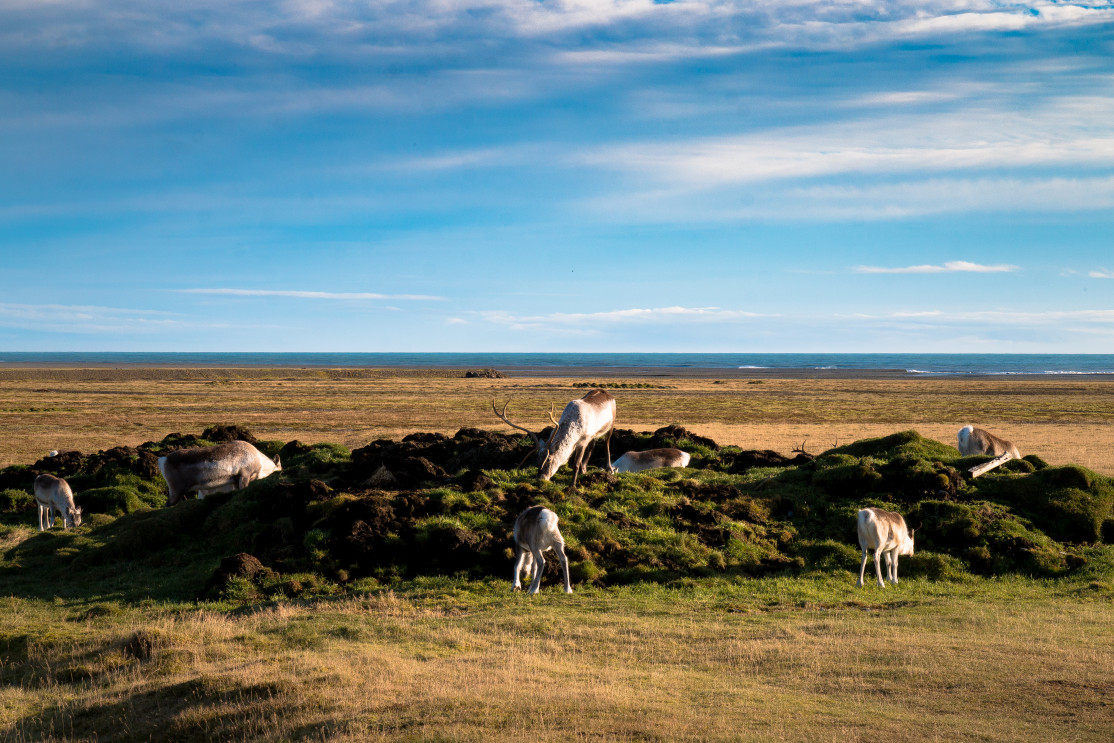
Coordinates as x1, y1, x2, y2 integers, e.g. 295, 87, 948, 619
974, 465, 1114, 543
826, 430, 961, 463
1, 426, 1112, 604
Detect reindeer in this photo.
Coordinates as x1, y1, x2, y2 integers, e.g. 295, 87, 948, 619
158, 440, 281, 506
34, 474, 82, 531
611, 447, 691, 473
493, 389, 616, 488
512, 505, 572, 595
857, 507, 915, 588
957, 425, 1020, 459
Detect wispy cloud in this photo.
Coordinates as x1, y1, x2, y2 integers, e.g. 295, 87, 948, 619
854, 261, 1020, 275
0, 302, 194, 334
582, 175, 1114, 223
478, 305, 770, 333
177, 289, 446, 301
584, 111, 1114, 189
839, 308, 1114, 325
1089, 269, 1114, 279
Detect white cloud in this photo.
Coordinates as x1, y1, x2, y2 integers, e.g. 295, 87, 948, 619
1089, 269, 1114, 279
854, 261, 1019, 275
4, 1, 1110, 64
177, 288, 446, 301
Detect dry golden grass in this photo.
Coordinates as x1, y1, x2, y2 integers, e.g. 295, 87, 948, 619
4, 367, 1114, 741
3, 367, 1114, 473
4, 584, 1112, 742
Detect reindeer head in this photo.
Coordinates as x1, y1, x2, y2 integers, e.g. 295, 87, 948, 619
493, 399, 560, 473
263, 453, 282, 477
68, 504, 83, 529
902, 523, 918, 556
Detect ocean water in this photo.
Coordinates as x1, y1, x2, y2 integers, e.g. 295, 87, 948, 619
2, 352, 1114, 375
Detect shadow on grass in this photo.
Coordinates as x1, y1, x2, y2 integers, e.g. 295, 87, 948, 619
9, 675, 334, 743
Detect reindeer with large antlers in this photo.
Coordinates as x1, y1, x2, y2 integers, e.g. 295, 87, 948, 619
493, 389, 617, 488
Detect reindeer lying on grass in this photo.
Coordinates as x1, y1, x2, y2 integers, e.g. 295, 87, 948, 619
957, 425, 1020, 459
34, 474, 82, 531
612, 447, 691, 473
159, 440, 281, 506
857, 507, 914, 588
512, 505, 572, 595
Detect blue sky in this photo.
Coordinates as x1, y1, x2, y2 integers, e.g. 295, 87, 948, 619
1, 0, 1112, 353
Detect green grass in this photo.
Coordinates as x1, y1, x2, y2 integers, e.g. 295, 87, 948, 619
1, 577, 1112, 742
2, 425, 1113, 740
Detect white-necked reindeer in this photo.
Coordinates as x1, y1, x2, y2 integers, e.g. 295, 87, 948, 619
612, 447, 691, 473
857, 507, 915, 588
957, 425, 1020, 459
158, 440, 281, 506
512, 505, 572, 595
493, 389, 616, 488
34, 473, 82, 531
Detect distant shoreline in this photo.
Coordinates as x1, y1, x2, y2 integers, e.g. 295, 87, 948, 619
2, 362, 1114, 381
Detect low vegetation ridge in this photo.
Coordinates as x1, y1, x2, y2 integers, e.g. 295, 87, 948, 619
2, 424, 1112, 604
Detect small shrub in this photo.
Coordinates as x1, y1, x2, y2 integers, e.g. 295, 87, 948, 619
76, 486, 148, 517
902, 552, 969, 581
570, 559, 603, 584
1023, 454, 1049, 470
795, 539, 861, 572
0, 488, 33, 514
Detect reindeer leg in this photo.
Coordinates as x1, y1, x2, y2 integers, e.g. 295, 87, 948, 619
857, 548, 869, 587
556, 543, 572, 594
528, 548, 546, 595
512, 548, 530, 591
602, 427, 614, 472
580, 439, 597, 475
570, 445, 587, 489
874, 547, 886, 587
889, 552, 900, 585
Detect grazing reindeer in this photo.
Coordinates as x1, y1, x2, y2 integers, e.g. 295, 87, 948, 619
34, 474, 82, 531
493, 389, 616, 488
857, 507, 915, 588
957, 425, 1020, 459
512, 505, 572, 595
611, 448, 691, 473
158, 440, 281, 506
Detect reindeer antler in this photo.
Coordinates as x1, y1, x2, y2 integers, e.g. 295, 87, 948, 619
492, 398, 539, 456
490, 401, 536, 436
546, 404, 561, 428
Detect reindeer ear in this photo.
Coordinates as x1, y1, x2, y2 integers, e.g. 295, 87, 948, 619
274, 455, 282, 468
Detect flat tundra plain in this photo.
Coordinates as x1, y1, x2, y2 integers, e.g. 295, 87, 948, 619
1, 366, 1113, 472
3, 366, 1114, 742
